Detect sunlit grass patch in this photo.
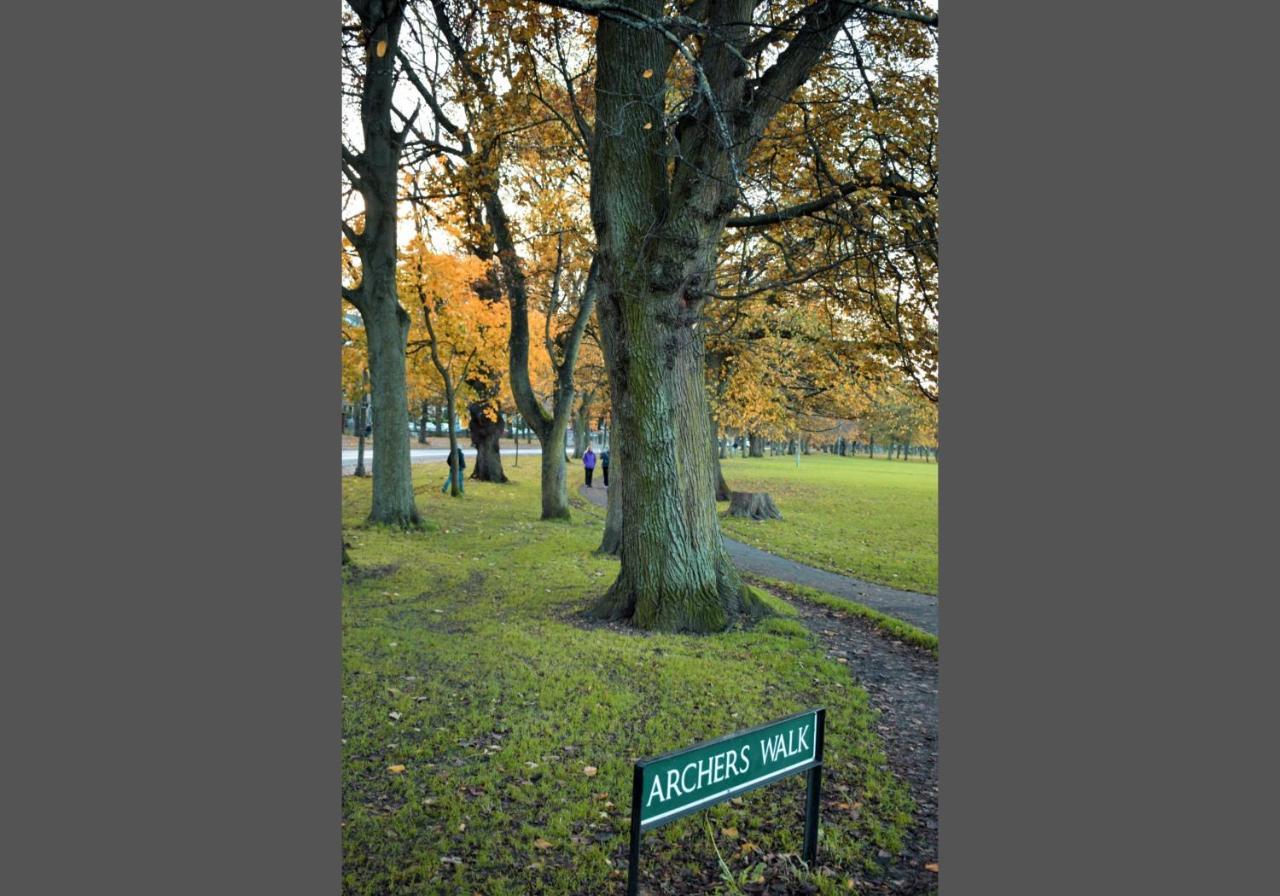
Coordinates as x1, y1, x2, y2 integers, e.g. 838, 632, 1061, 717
342, 469, 914, 894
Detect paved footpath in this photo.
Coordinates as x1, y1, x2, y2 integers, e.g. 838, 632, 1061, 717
576, 484, 938, 635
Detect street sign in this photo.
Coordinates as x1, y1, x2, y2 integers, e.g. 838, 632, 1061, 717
627, 708, 826, 895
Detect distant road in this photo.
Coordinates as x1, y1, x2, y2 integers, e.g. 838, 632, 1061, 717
341, 444, 543, 473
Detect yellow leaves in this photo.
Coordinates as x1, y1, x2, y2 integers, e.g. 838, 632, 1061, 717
533, 837, 553, 850
387, 764, 406, 774
720, 827, 738, 838
642, 121, 652, 130
925, 862, 939, 873
375, 39, 388, 58
641, 68, 653, 79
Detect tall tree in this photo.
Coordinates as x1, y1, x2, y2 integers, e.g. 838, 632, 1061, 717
400, 230, 503, 495
545, 0, 937, 631
398, 0, 600, 519
341, 0, 420, 526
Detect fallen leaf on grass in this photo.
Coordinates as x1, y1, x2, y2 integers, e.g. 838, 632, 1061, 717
440, 855, 462, 866
583, 766, 598, 777
533, 837, 554, 850
925, 862, 939, 873
388, 711, 402, 721
387, 764, 406, 774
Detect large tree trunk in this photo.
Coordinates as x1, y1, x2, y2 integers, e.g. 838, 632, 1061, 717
468, 399, 508, 482
584, 0, 857, 631
748, 431, 764, 458
591, 282, 752, 632
344, 1, 417, 527
366, 301, 419, 523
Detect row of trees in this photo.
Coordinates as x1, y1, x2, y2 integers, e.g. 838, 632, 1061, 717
341, 0, 938, 632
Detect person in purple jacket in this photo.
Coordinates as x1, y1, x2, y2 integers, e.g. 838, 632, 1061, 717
583, 446, 597, 488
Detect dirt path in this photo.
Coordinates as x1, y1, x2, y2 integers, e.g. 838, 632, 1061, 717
575, 484, 937, 635
762, 583, 939, 894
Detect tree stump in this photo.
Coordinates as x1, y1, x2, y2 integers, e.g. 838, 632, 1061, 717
727, 491, 782, 521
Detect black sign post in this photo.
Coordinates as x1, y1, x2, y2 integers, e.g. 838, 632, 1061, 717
626, 707, 826, 895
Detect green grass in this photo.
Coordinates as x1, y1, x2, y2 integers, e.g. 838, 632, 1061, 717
717, 453, 938, 595
748, 576, 939, 656
342, 469, 915, 895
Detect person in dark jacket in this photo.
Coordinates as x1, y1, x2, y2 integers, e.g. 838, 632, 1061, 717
442, 446, 466, 495
583, 446, 596, 487
600, 449, 610, 487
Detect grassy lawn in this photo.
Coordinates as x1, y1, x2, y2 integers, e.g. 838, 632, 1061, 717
717, 454, 938, 596
342, 470, 915, 895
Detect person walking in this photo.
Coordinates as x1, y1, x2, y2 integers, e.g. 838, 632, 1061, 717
442, 445, 466, 495
600, 448, 610, 487
583, 446, 596, 488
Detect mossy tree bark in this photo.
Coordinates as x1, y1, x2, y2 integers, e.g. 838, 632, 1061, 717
341, 0, 419, 527
574, 0, 875, 631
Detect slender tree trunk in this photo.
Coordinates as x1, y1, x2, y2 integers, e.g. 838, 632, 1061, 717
418, 399, 429, 444
354, 396, 368, 477
468, 399, 508, 482
598, 412, 623, 555
444, 384, 462, 497
571, 396, 589, 460
712, 415, 732, 502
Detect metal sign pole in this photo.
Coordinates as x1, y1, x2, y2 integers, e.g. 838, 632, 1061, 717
802, 708, 826, 866
627, 764, 642, 896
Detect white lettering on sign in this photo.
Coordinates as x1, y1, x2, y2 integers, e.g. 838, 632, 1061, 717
643, 726, 823, 810
759, 724, 810, 765
645, 745, 758, 807
638, 713, 820, 830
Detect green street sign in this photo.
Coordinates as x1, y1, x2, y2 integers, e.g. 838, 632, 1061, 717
626, 708, 826, 895
637, 708, 821, 829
